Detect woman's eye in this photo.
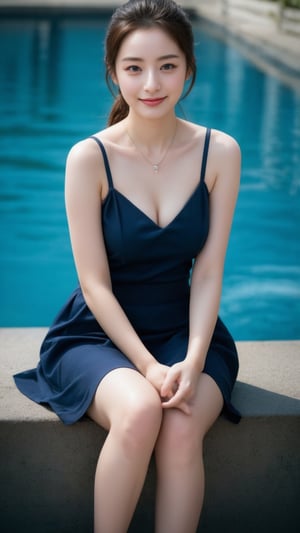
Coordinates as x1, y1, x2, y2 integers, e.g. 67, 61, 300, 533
126, 65, 141, 73
161, 63, 176, 71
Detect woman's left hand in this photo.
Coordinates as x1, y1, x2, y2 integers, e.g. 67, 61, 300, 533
160, 361, 201, 415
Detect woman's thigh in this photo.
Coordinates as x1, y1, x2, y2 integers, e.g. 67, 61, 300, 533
192, 372, 224, 434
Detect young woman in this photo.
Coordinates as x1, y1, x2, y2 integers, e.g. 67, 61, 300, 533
14, 1, 241, 531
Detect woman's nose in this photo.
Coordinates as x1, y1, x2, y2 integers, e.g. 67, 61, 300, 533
144, 70, 160, 92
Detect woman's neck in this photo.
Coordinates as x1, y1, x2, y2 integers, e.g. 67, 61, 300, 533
125, 112, 178, 150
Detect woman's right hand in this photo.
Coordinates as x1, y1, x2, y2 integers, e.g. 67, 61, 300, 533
145, 362, 170, 399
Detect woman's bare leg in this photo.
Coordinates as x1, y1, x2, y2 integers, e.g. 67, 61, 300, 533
155, 373, 223, 533
87, 368, 162, 533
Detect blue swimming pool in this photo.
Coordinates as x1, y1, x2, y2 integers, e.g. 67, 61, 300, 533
0, 15, 299, 340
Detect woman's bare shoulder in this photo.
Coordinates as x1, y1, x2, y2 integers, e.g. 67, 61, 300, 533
64, 135, 108, 193
65, 125, 119, 179
67, 130, 106, 164
211, 128, 240, 156
208, 129, 241, 192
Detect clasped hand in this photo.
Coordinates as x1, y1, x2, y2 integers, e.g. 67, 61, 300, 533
146, 360, 200, 415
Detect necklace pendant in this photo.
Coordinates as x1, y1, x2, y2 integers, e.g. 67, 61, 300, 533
153, 164, 159, 173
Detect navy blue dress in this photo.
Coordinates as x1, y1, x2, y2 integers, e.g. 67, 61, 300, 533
14, 129, 241, 425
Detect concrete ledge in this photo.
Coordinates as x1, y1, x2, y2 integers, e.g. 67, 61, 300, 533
1, 328, 300, 532
196, 0, 300, 91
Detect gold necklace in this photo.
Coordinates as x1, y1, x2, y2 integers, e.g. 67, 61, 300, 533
127, 124, 177, 173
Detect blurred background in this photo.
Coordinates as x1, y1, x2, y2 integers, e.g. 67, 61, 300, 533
0, 0, 299, 340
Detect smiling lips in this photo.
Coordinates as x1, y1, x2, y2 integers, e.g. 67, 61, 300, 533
139, 97, 167, 106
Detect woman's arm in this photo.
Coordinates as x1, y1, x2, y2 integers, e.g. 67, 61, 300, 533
65, 139, 163, 382
161, 131, 241, 410
186, 131, 241, 369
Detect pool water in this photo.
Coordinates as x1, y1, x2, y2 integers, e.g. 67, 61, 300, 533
0, 16, 299, 340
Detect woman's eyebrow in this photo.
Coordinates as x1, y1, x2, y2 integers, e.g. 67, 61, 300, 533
121, 54, 180, 62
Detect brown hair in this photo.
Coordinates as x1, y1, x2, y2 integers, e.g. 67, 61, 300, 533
105, 0, 197, 126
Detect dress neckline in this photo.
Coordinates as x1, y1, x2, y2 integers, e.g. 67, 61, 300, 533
91, 128, 211, 230
103, 180, 208, 231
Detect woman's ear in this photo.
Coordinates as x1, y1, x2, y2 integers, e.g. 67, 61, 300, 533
109, 69, 118, 86
185, 68, 192, 81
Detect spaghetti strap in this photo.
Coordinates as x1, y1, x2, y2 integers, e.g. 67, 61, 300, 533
90, 136, 114, 189
200, 128, 211, 183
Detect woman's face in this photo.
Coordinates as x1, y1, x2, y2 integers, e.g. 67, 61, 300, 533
113, 27, 188, 120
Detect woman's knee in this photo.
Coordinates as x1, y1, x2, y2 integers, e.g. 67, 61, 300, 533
160, 410, 203, 460
87, 368, 162, 431
112, 385, 163, 455
157, 376, 223, 464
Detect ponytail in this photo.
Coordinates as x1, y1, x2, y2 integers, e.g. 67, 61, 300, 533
107, 93, 129, 126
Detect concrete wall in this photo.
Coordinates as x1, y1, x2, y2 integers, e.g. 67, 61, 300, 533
1, 328, 299, 532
